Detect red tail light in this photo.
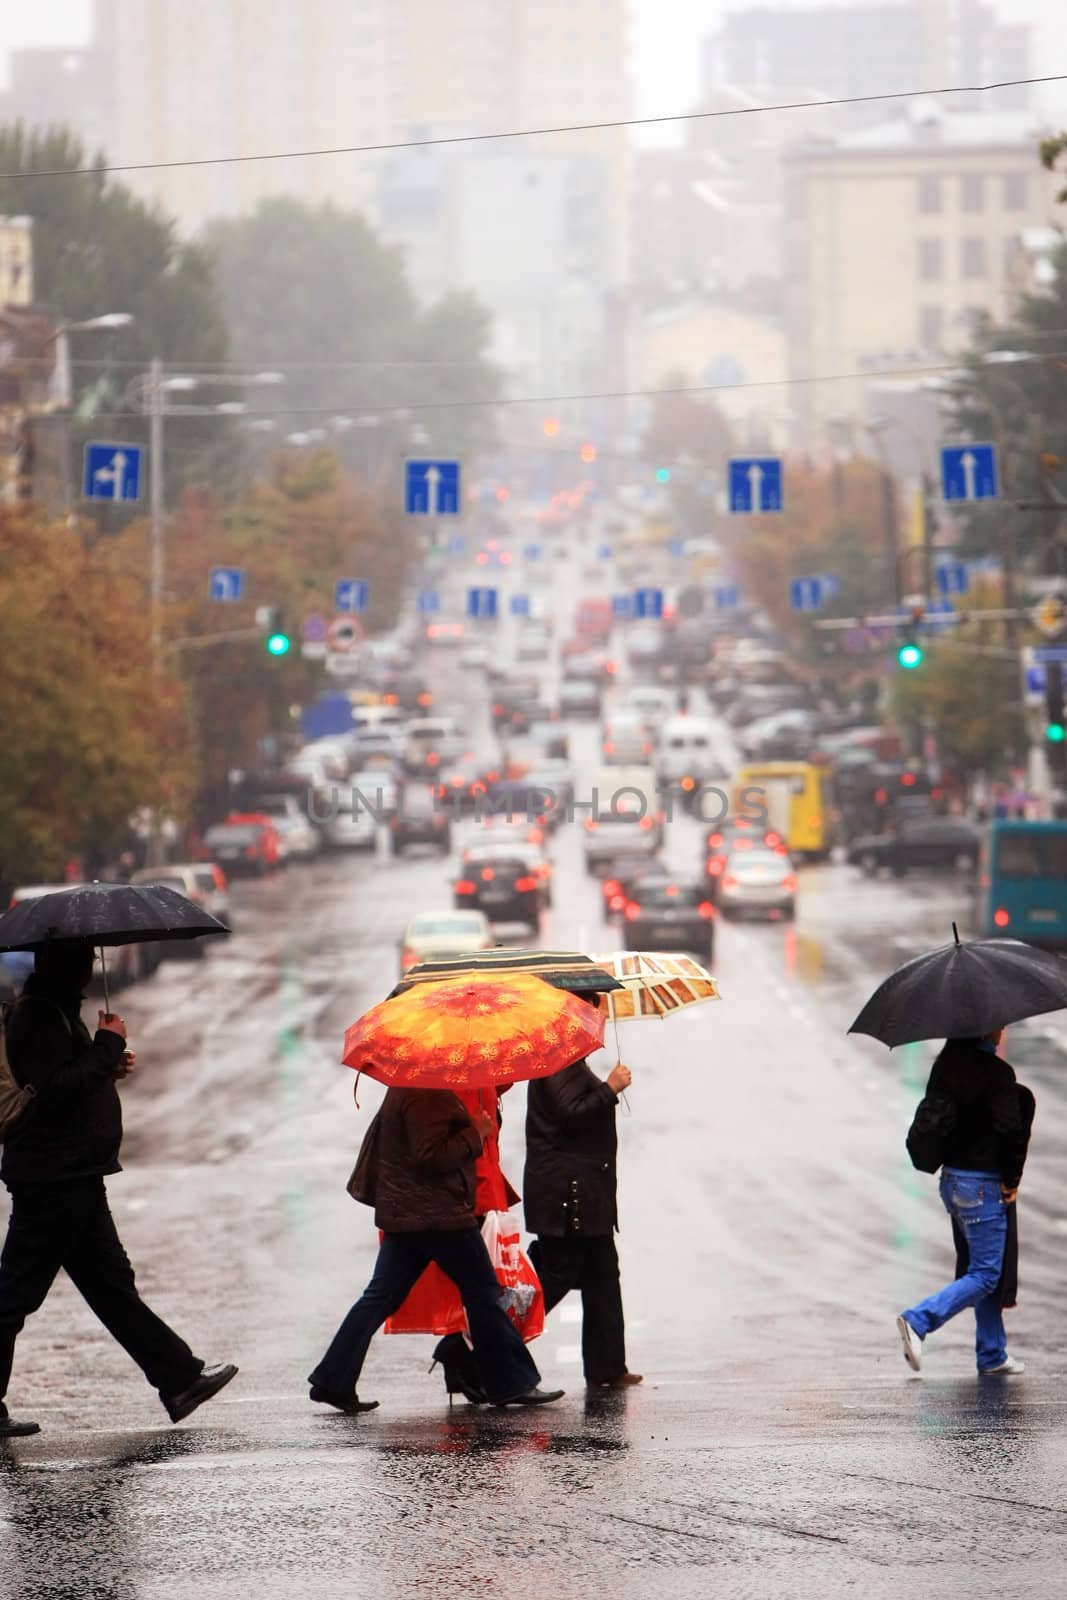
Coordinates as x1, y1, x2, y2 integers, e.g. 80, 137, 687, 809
603, 741, 615, 754
782, 874, 798, 892
624, 903, 641, 921
610, 894, 625, 911
698, 901, 714, 918
774, 845, 789, 857
418, 692, 432, 706
665, 884, 679, 897
536, 862, 550, 878
722, 874, 738, 889
603, 879, 620, 897
639, 817, 654, 831
485, 771, 499, 785
585, 819, 598, 831
401, 948, 418, 970
529, 829, 545, 846
480, 867, 495, 882
426, 752, 440, 767
807, 814, 821, 828
765, 831, 781, 847
707, 858, 724, 876
455, 879, 476, 895
681, 776, 695, 792
994, 907, 1010, 927
708, 832, 724, 849
605, 660, 617, 674
383, 693, 398, 705
515, 876, 538, 892
492, 704, 503, 717
214, 868, 228, 890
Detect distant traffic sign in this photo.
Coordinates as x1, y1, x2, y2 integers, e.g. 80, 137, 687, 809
597, 544, 614, 561
416, 589, 441, 614
523, 543, 542, 561
334, 578, 368, 614
935, 560, 969, 597
633, 588, 664, 620
1033, 596, 1067, 638
612, 595, 633, 619
791, 576, 828, 612
327, 616, 363, 653
447, 534, 466, 556
83, 441, 142, 502
667, 538, 685, 557
509, 594, 531, 617
406, 459, 461, 515
301, 613, 329, 642
728, 457, 783, 514
712, 583, 740, 611
209, 566, 243, 603
941, 443, 998, 502
467, 587, 498, 621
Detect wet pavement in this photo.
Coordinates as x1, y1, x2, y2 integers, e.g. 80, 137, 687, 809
4, 602, 1067, 1597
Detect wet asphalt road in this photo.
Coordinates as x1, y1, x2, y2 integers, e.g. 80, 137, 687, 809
4, 587, 1067, 1596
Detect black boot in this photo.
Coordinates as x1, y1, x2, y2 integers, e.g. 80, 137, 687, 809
431, 1334, 488, 1405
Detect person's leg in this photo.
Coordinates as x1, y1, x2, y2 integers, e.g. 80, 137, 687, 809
903, 1177, 1007, 1343
309, 1234, 428, 1396
529, 1236, 581, 1317
61, 1182, 202, 1397
974, 1289, 1008, 1372
577, 1236, 627, 1384
0, 1186, 70, 1416
430, 1229, 540, 1403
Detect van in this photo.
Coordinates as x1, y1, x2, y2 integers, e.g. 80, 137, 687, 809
655, 717, 725, 797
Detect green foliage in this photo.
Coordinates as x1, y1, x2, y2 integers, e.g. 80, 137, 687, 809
890, 637, 1025, 777
1040, 133, 1067, 204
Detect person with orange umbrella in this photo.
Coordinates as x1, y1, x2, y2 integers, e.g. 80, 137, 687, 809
308, 972, 604, 1414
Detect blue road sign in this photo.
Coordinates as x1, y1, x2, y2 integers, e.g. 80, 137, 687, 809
818, 572, 841, 600
406, 459, 461, 515
597, 544, 614, 561
633, 587, 664, 620
334, 578, 368, 614
925, 597, 955, 628
790, 576, 825, 612
509, 594, 531, 617
209, 566, 244, 603
612, 595, 632, 619
728, 456, 783, 514
302, 613, 329, 641
523, 543, 542, 561
467, 586, 498, 621
667, 538, 685, 557
713, 583, 740, 611
416, 589, 440, 614
941, 443, 998, 502
447, 534, 466, 556
935, 559, 969, 597
83, 441, 142, 502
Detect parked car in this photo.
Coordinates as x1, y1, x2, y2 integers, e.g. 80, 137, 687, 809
203, 817, 281, 876
453, 852, 543, 931
249, 793, 322, 860
623, 877, 716, 962
390, 785, 452, 855
130, 863, 232, 951
846, 817, 982, 876
398, 909, 494, 976
718, 845, 797, 920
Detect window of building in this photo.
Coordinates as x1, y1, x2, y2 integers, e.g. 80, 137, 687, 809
962, 237, 988, 278
917, 175, 943, 214
1003, 171, 1028, 211
919, 305, 944, 351
960, 173, 984, 212
918, 237, 944, 281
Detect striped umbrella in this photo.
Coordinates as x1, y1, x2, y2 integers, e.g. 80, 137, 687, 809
590, 952, 720, 1025
390, 948, 622, 1000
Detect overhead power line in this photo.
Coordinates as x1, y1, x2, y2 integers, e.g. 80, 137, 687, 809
0, 74, 1063, 182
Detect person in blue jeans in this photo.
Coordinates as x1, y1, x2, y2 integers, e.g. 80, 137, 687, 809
897, 1030, 1033, 1376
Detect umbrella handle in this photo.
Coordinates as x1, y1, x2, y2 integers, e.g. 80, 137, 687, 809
99, 946, 111, 1016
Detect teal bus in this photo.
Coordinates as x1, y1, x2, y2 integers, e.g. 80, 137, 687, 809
976, 820, 1067, 944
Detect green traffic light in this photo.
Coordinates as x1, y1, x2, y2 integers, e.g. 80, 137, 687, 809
267, 632, 291, 656
1047, 722, 1066, 744
897, 642, 923, 669
655, 467, 671, 483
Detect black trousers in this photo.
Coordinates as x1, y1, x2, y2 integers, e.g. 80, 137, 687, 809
0, 1177, 202, 1412
310, 1227, 540, 1404
529, 1234, 627, 1384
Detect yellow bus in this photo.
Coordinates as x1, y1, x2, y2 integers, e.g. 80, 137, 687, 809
732, 762, 835, 860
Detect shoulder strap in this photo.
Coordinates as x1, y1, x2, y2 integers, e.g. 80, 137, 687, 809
10, 994, 73, 1039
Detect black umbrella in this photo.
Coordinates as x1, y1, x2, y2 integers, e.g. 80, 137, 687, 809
389, 948, 623, 1000
848, 923, 1067, 1047
0, 883, 227, 1009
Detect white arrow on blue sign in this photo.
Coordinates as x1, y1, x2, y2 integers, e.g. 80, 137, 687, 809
790, 576, 825, 612
467, 587, 498, 620
416, 589, 440, 614
940, 443, 998, 502
713, 583, 740, 611
612, 595, 632, 619
509, 594, 531, 617
334, 578, 368, 614
633, 588, 664, 620
935, 560, 969, 597
406, 459, 461, 515
83, 441, 142, 502
728, 457, 783, 514
209, 566, 244, 603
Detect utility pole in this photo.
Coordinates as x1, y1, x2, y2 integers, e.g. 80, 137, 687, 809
148, 356, 165, 668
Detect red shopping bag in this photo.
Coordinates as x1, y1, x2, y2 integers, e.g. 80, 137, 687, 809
384, 1211, 544, 1342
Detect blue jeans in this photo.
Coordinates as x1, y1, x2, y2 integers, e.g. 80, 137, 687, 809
309, 1227, 540, 1404
902, 1169, 1008, 1371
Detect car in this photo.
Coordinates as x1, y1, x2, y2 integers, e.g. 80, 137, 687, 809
599, 853, 668, 919
350, 728, 405, 768
718, 845, 797, 920
516, 622, 552, 662
846, 817, 982, 876
300, 738, 352, 779
523, 760, 575, 816
465, 836, 553, 905
398, 909, 494, 975
728, 683, 812, 729
559, 679, 602, 720
248, 793, 322, 860
601, 713, 654, 766
656, 716, 727, 802
349, 767, 402, 820
738, 709, 819, 761
491, 676, 543, 729
316, 790, 378, 852
459, 642, 491, 669
583, 765, 663, 873
703, 818, 787, 897
380, 673, 433, 713
526, 718, 569, 761
434, 751, 490, 815
625, 686, 675, 737
130, 863, 233, 951
454, 852, 543, 931
390, 785, 453, 855
6, 882, 160, 992
206, 814, 282, 874
425, 621, 465, 645
622, 877, 716, 962
402, 718, 463, 776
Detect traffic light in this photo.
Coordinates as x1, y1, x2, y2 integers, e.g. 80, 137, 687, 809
655, 466, 672, 484
897, 639, 923, 669
263, 606, 290, 656
1046, 663, 1066, 777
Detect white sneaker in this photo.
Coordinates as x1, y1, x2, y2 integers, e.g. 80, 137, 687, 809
980, 1356, 1025, 1375
896, 1314, 923, 1372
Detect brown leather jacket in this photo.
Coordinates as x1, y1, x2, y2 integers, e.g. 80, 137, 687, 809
369, 1087, 484, 1233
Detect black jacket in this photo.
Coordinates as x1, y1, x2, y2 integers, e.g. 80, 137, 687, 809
524, 1059, 619, 1237
1, 975, 127, 1186
369, 1088, 483, 1233
922, 1039, 1033, 1190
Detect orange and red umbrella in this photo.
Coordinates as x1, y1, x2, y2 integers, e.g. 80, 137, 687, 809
342, 971, 604, 1089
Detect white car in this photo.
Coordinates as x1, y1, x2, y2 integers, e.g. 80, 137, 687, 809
718, 845, 797, 920
626, 686, 676, 735
349, 768, 401, 818
583, 765, 663, 872
130, 864, 233, 949
516, 622, 552, 662
318, 790, 378, 851
601, 713, 654, 766
460, 643, 491, 669
249, 794, 322, 860
398, 909, 494, 975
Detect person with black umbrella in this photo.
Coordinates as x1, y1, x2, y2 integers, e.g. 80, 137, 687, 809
0, 940, 236, 1436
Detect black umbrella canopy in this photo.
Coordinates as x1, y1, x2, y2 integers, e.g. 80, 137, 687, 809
389, 948, 623, 1000
848, 928, 1067, 1047
0, 882, 228, 952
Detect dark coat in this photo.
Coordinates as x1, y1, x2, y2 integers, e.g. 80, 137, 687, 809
923, 1040, 1033, 1190
368, 1087, 483, 1233
2, 974, 127, 1186
523, 1059, 619, 1237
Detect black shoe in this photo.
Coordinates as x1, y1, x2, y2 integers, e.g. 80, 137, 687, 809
0, 1415, 40, 1438
430, 1360, 488, 1406
309, 1384, 379, 1415
163, 1363, 238, 1424
494, 1387, 565, 1408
